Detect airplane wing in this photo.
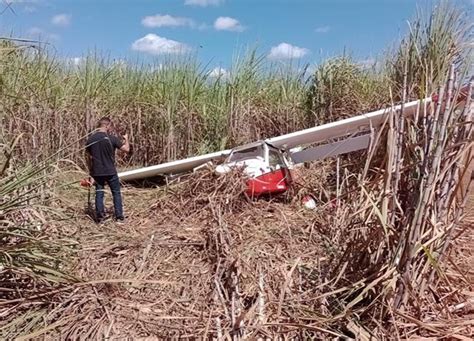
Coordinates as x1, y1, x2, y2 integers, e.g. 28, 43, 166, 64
267, 98, 427, 150
115, 82, 474, 183
117, 98, 430, 182
274, 82, 474, 157
118, 149, 231, 182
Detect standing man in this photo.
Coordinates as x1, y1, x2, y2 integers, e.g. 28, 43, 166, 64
86, 117, 130, 223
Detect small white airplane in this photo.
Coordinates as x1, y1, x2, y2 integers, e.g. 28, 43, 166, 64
83, 84, 471, 197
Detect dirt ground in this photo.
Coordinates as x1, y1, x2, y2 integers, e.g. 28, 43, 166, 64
52, 170, 474, 338
57, 178, 333, 338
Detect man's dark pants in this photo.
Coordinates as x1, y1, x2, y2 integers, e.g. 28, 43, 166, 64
93, 174, 124, 221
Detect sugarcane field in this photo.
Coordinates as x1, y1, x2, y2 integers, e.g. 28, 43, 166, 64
1, 0, 473, 339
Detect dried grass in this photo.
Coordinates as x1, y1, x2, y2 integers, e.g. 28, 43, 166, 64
0, 168, 337, 339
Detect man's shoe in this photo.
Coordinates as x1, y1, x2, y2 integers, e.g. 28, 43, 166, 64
115, 217, 126, 225
96, 214, 111, 224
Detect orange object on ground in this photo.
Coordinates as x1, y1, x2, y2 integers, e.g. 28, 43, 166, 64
80, 178, 93, 187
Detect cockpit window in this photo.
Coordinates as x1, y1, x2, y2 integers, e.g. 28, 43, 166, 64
268, 148, 285, 168
229, 145, 264, 162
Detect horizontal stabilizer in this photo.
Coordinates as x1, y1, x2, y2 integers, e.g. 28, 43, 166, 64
290, 134, 371, 164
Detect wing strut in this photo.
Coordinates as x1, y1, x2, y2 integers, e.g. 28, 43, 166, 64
290, 134, 371, 164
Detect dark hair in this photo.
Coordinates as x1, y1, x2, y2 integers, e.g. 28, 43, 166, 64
97, 117, 111, 128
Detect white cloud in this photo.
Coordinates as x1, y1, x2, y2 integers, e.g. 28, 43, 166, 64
66, 57, 84, 66
142, 14, 195, 28
131, 34, 190, 55
51, 13, 71, 27
208, 67, 229, 79
72, 57, 83, 65
358, 58, 376, 68
185, 0, 223, 6
27, 27, 59, 41
214, 17, 244, 32
268, 42, 309, 60
315, 26, 330, 33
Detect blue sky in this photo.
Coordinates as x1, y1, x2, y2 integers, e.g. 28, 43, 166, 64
0, 0, 472, 70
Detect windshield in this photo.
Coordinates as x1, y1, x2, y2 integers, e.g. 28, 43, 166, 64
268, 148, 285, 167
229, 145, 264, 162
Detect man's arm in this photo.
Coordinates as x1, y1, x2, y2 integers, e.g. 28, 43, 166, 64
85, 150, 93, 174
120, 133, 130, 153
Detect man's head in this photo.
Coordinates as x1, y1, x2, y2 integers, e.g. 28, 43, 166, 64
97, 117, 112, 132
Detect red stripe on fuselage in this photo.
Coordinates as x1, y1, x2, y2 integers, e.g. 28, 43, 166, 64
246, 168, 291, 197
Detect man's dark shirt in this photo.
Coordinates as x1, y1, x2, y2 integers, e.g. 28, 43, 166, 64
86, 132, 123, 176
